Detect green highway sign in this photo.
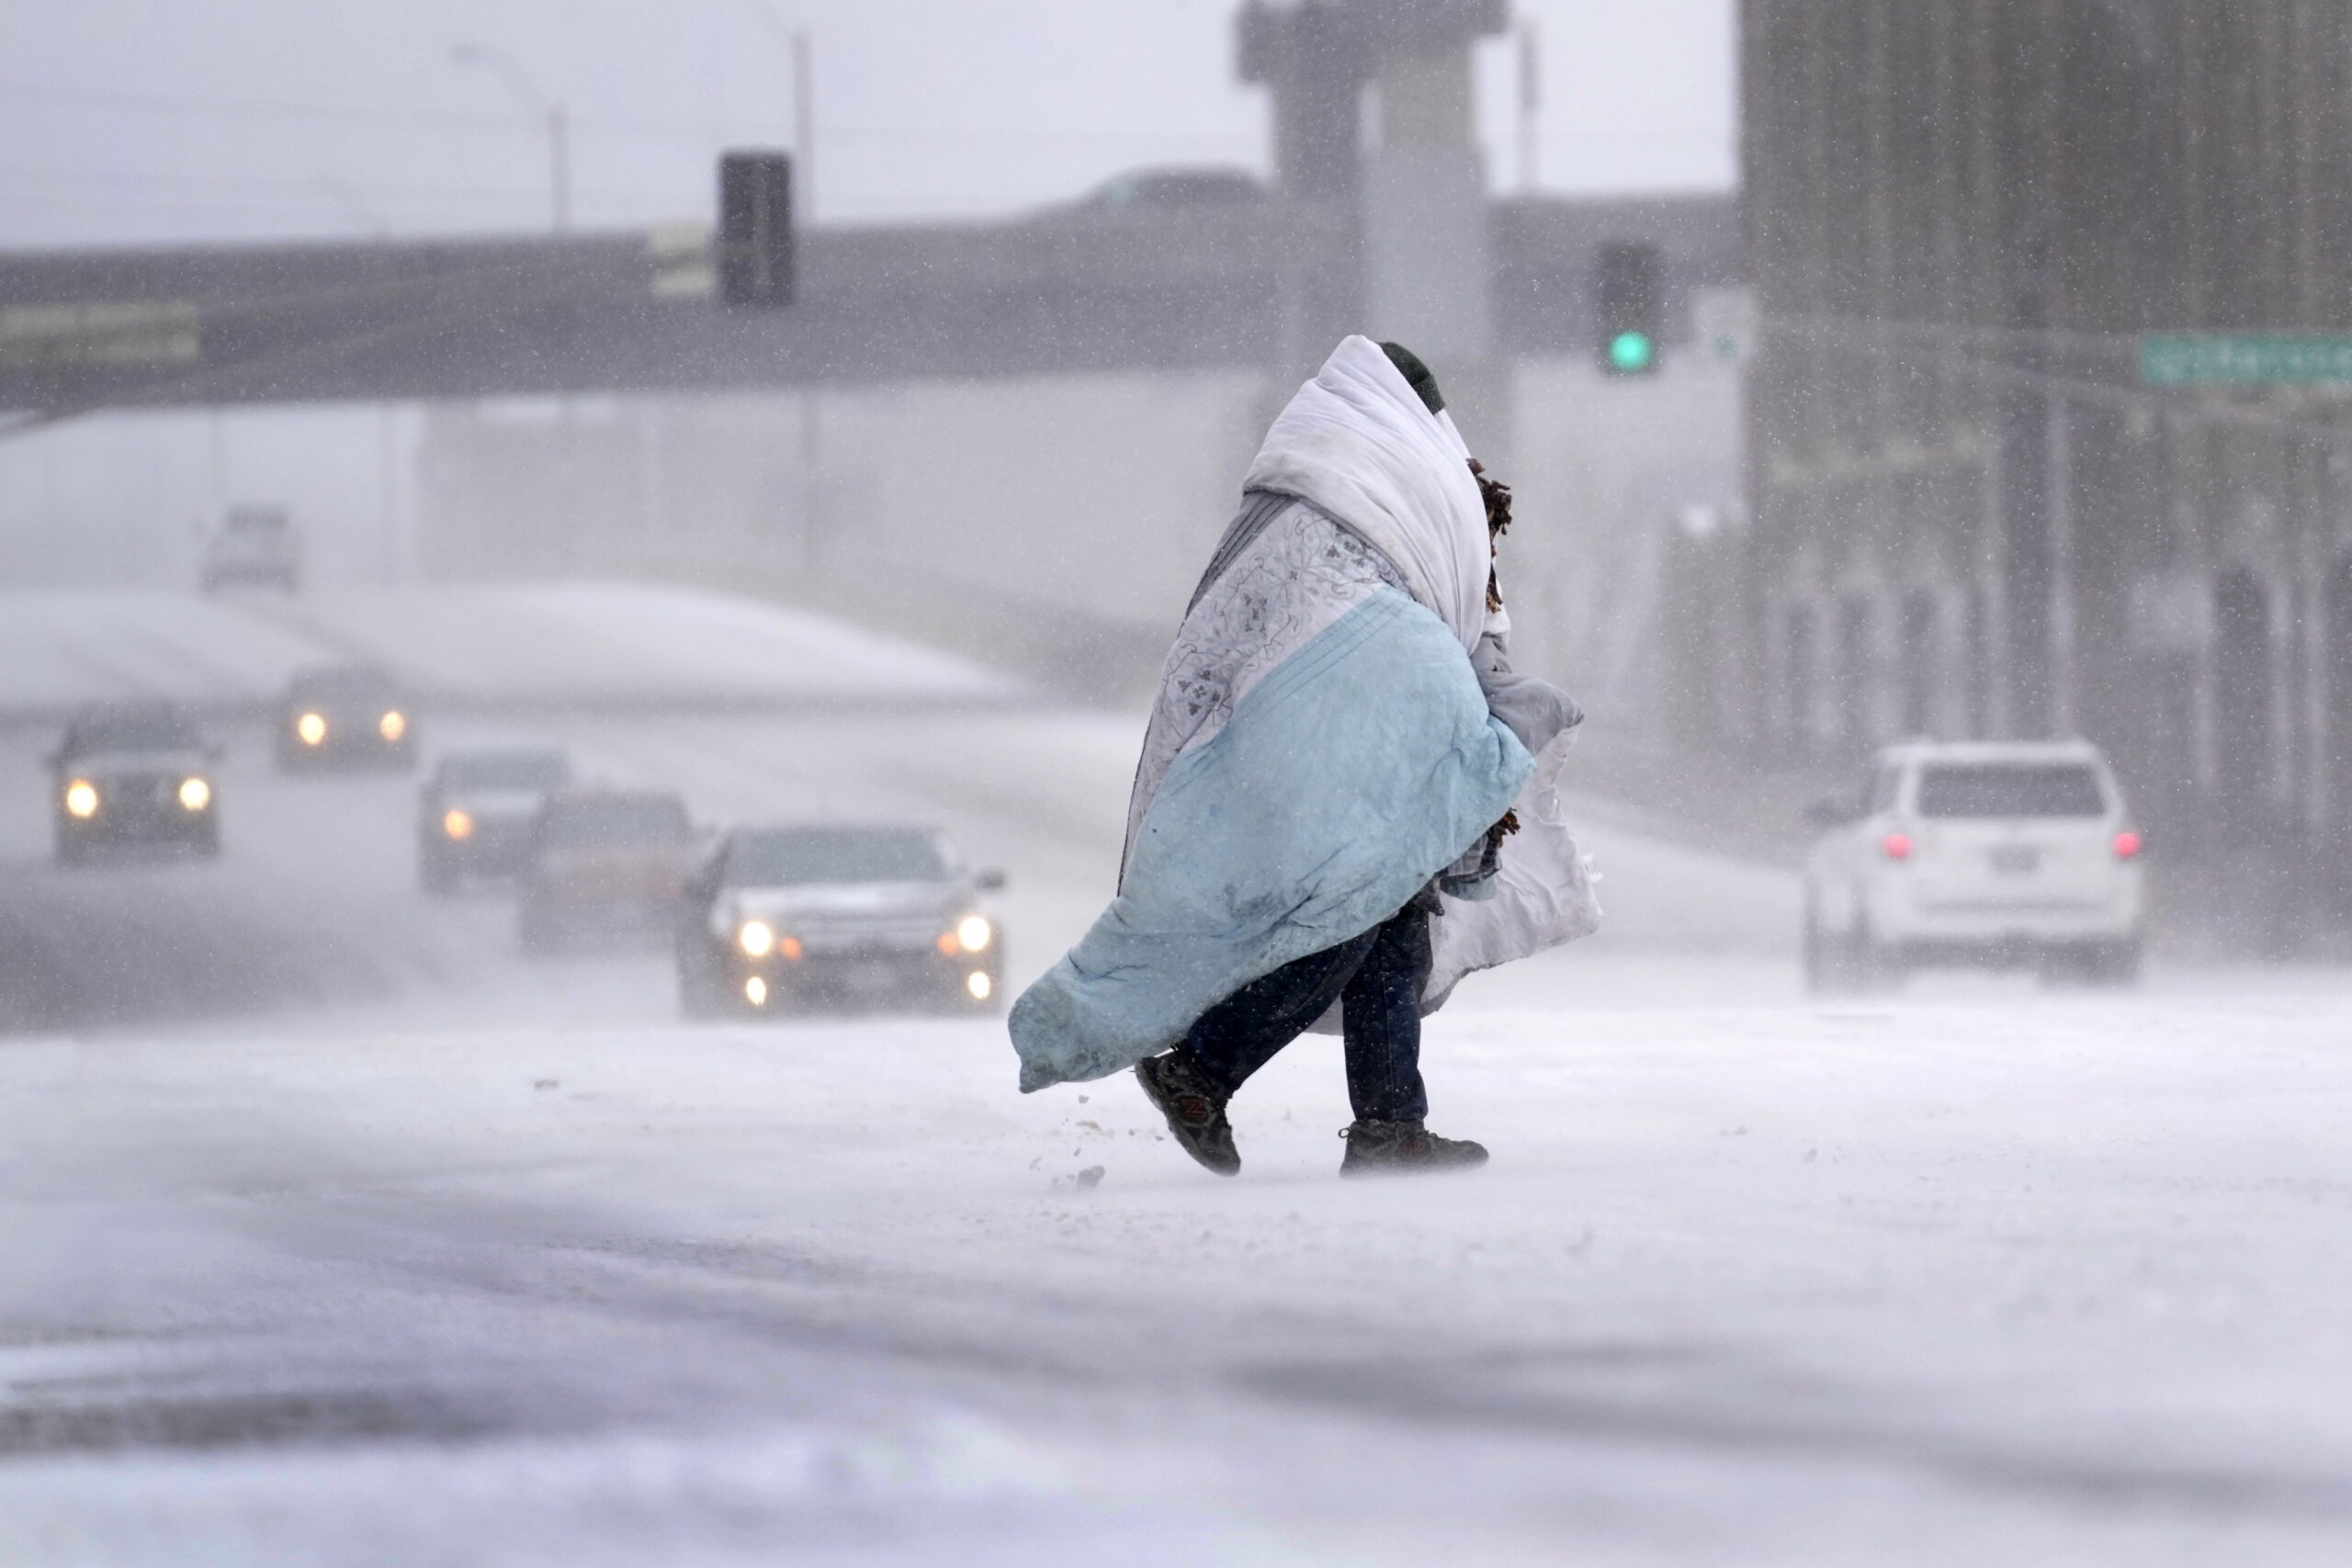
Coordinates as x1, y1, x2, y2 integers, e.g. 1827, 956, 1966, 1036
2141, 333, 2352, 387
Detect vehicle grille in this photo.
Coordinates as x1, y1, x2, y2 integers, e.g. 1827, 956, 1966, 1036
797, 915, 943, 955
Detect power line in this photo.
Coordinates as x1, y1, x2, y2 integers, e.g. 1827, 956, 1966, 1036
1770, 313, 2352, 448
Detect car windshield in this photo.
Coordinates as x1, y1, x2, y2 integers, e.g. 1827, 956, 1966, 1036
64, 705, 202, 755
1916, 763, 2107, 818
541, 796, 690, 848
727, 828, 947, 886
444, 752, 570, 790
289, 670, 398, 705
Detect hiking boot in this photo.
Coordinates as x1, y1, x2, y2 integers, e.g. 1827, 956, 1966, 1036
1339, 1119, 1488, 1178
1135, 1051, 1239, 1177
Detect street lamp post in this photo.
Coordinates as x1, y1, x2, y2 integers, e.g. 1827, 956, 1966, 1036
548, 103, 571, 231
311, 174, 405, 585
449, 42, 571, 231
732, 3, 820, 573
450, 40, 577, 571
1516, 17, 1540, 195
734, 0, 813, 223
793, 29, 813, 227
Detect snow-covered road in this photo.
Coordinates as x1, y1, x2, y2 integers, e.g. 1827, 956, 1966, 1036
2, 588, 2347, 1565
0, 581, 1013, 721
6, 965, 2350, 1566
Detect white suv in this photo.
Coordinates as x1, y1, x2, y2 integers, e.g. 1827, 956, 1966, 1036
1803, 739, 2145, 989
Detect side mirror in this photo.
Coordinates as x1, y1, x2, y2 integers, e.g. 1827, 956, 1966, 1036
975, 868, 1008, 893
1804, 797, 1854, 830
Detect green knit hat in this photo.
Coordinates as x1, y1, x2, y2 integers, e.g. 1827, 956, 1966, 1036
1379, 342, 1445, 414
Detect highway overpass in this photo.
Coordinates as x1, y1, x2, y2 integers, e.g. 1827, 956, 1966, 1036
0, 194, 1737, 415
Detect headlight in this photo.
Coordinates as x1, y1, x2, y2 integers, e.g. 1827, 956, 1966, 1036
442, 807, 474, 840
379, 710, 406, 742
744, 975, 768, 1007
966, 971, 993, 1000
738, 919, 775, 958
63, 780, 99, 818
956, 914, 993, 953
178, 776, 211, 811
296, 712, 327, 746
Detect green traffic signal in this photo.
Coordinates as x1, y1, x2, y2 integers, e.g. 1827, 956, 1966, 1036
1595, 240, 1663, 377
1609, 331, 1656, 375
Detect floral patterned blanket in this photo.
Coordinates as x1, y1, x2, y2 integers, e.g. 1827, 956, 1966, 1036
1010, 339, 1540, 1089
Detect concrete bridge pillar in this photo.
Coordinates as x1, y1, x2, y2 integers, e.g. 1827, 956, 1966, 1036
1238, 0, 1509, 452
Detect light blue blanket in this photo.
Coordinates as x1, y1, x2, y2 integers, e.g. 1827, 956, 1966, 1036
1010, 584, 1532, 1090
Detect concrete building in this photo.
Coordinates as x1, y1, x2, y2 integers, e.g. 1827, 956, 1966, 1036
1733, 1, 2352, 910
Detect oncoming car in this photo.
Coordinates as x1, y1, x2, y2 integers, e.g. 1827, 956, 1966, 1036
277, 665, 416, 772
517, 788, 693, 953
418, 747, 573, 894
49, 700, 220, 863
1804, 739, 2145, 989
199, 504, 301, 593
676, 824, 1006, 1018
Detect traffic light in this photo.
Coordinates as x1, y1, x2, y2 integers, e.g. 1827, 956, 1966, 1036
1594, 240, 1663, 377
718, 151, 795, 308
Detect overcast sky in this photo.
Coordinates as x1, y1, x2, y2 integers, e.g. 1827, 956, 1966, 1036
0, 0, 1735, 249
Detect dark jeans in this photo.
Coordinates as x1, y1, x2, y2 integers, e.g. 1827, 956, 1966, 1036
1177, 904, 1431, 1123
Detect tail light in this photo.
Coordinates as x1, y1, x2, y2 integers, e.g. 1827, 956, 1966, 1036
2113, 830, 2143, 860
1881, 832, 1913, 862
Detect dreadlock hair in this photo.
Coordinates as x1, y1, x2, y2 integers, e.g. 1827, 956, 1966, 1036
1470, 459, 1513, 614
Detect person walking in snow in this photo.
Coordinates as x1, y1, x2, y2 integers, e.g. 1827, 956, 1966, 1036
1009, 337, 1593, 1178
